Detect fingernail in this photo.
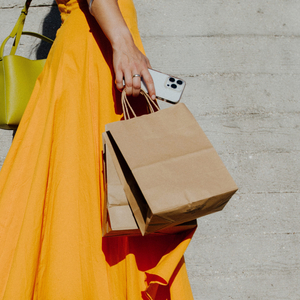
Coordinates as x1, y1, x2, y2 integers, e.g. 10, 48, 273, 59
151, 95, 156, 100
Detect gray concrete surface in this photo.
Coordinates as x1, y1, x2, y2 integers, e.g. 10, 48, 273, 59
0, 1, 299, 299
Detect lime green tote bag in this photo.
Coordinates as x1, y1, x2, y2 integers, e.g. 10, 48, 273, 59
0, 1, 53, 130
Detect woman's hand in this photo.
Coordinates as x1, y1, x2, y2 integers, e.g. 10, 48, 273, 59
88, 0, 156, 99
112, 34, 155, 99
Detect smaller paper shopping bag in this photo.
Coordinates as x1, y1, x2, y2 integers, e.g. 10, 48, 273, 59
104, 91, 238, 235
102, 141, 140, 236
102, 138, 197, 237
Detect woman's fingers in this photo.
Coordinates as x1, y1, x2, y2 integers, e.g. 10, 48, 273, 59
124, 70, 133, 96
124, 70, 155, 99
123, 70, 142, 97
112, 46, 155, 99
141, 68, 156, 100
116, 68, 156, 100
115, 69, 124, 91
132, 74, 142, 97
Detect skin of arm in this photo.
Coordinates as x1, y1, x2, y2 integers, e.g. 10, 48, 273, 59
87, 0, 156, 99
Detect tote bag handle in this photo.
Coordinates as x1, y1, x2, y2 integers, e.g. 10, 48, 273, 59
0, 0, 53, 60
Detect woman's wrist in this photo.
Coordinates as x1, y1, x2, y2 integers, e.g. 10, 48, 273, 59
87, 0, 134, 51
110, 27, 134, 51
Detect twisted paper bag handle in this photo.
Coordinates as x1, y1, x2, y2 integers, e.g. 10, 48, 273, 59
121, 89, 160, 120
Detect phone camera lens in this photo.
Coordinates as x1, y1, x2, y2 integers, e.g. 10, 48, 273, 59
177, 80, 183, 85
169, 77, 175, 82
171, 84, 177, 89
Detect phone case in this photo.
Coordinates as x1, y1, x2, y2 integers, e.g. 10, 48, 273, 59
141, 69, 186, 104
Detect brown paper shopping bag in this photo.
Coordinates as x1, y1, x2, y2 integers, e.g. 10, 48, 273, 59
102, 139, 197, 237
104, 90, 238, 235
102, 141, 140, 236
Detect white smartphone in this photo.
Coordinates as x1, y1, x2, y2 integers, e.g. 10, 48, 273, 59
123, 69, 186, 104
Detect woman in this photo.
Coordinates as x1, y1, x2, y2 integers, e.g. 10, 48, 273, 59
0, 0, 195, 299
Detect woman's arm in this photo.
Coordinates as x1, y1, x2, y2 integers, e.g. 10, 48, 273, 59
87, 0, 155, 99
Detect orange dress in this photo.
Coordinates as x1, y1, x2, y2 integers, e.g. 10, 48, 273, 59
0, 0, 195, 299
